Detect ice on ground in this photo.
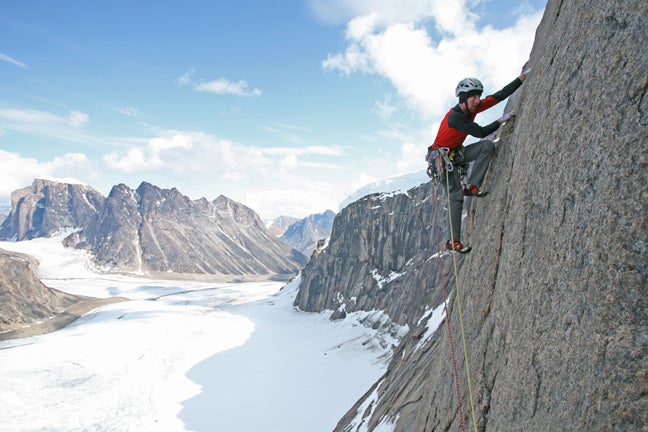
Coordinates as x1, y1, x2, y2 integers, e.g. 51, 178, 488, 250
0, 236, 396, 432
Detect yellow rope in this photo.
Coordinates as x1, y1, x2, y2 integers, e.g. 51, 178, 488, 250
444, 168, 479, 432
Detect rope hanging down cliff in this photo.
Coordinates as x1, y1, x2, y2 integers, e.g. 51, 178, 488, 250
430, 179, 467, 432
429, 171, 479, 432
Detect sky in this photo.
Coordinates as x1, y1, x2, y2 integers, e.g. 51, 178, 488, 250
0, 0, 546, 219
0, 234, 415, 431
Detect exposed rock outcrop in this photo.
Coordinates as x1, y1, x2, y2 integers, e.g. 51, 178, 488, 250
294, 189, 455, 328
280, 209, 336, 256
0, 248, 83, 333
0, 179, 104, 241
66, 182, 307, 280
0, 248, 126, 340
297, 0, 647, 430
267, 215, 300, 237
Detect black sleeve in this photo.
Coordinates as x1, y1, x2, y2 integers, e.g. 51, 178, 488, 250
448, 111, 500, 138
490, 77, 523, 101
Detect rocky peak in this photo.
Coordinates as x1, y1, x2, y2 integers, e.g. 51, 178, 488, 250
0, 179, 104, 241
67, 182, 307, 279
267, 215, 300, 237
212, 194, 264, 227
137, 181, 192, 214
280, 209, 336, 256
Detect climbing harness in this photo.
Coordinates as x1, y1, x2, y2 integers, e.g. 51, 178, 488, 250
428, 163, 479, 432
426, 146, 469, 182
426, 146, 453, 180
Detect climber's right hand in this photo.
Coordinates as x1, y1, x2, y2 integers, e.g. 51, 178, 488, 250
498, 112, 515, 124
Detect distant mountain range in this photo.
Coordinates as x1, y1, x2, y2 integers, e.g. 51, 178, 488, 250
1, 179, 306, 281
266, 170, 431, 257
266, 215, 300, 237
279, 210, 336, 256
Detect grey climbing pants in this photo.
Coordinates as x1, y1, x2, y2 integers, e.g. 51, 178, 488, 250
440, 139, 495, 242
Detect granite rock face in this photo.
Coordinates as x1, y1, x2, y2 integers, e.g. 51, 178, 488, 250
294, 187, 459, 329
298, 0, 647, 430
0, 179, 104, 241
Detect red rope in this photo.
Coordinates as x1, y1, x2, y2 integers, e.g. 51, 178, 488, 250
431, 181, 466, 432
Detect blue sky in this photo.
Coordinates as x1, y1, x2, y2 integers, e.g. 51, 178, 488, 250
0, 0, 546, 219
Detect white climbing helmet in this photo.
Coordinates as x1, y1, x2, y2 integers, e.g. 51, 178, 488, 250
455, 77, 484, 97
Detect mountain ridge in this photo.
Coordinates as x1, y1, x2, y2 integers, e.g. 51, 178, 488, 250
280, 209, 336, 256
1, 179, 307, 281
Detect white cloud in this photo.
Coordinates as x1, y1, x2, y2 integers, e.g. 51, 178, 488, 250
0, 107, 91, 146
261, 123, 312, 145
103, 148, 148, 173
279, 154, 299, 171
177, 67, 195, 85
0, 108, 66, 125
349, 172, 380, 191
244, 186, 340, 220
0, 150, 92, 201
273, 123, 311, 133
97, 128, 353, 218
308, 0, 442, 26
66, 111, 89, 128
0, 52, 28, 69
395, 140, 424, 173
318, 1, 543, 184
113, 106, 140, 117
374, 94, 397, 120
259, 145, 343, 157
103, 130, 255, 175
195, 79, 262, 97
322, 3, 542, 119
177, 69, 262, 97
102, 129, 347, 186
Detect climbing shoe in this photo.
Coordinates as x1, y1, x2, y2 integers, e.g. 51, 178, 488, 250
445, 241, 472, 254
463, 185, 488, 197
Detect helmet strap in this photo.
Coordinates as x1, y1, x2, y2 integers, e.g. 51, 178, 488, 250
458, 94, 469, 113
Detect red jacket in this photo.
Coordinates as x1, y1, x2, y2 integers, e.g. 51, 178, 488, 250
433, 77, 523, 149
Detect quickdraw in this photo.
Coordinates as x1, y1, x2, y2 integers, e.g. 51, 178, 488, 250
425, 146, 454, 180
426, 146, 469, 182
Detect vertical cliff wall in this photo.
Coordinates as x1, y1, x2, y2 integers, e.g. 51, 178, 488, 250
297, 0, 647, 430
294, 185, 458, 329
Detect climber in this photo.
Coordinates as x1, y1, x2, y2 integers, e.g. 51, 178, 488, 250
428, 66, 531, 253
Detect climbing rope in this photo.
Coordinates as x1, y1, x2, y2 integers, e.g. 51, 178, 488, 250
431, 180, 466, 432
443, 168, 479, 432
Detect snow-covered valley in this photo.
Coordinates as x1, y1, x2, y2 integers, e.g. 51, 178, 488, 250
0, 236, 399, 432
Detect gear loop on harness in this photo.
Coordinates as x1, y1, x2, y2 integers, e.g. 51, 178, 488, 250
425, 146, 454, 180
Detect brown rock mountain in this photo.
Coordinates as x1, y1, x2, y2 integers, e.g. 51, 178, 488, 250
0, 179, 104, 241
267, 215, 300, 237
0, 248, 83, 334
1, 179, 306, 280
65, 182, 307, 280
297, 0, 647, 430
280, 209, 336, 256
